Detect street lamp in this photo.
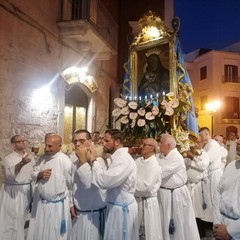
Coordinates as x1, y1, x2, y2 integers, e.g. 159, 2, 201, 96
205, 100, 221, 134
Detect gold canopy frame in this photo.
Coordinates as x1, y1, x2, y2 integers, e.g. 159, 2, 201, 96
129, 11, 178, 100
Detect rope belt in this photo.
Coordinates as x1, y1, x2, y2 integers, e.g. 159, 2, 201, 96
160, 184, 186, 235
108, 200, 135, 240
221, 212, 239, 221
40, 195, 67, 235
75, 206, 107, 239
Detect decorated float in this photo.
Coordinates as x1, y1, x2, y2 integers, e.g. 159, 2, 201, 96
112, 11, 198, 153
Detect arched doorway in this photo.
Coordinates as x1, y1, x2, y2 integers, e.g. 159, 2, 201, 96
64, 84, 89, 143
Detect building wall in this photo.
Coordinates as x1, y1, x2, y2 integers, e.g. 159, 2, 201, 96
187, 50, 240, 137
0, 0, 118, 157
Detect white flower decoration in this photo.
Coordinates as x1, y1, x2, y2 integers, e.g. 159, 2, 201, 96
120, 106, 130, 115
114, 98, 127, 108
128, 101, 138, 110
137, 108, 145, 116
161, 99, 179, 116
112, 108, 121, 116
145, 112, 155, 120
131, 119, 136, 128
129, 112, 138, 120
120, 115, 129, 124
137, 118, 145, 127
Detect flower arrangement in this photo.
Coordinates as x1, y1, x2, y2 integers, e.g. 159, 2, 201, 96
112, 92, 187, 145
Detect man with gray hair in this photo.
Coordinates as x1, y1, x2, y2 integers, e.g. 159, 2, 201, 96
157, 133, 200, 240
135, 138, 163, 240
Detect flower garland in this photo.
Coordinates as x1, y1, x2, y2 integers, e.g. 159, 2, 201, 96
112, 92, 187, 145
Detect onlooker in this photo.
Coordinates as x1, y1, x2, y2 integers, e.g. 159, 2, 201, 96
92, 131, 104, 157
213, 158, 240, 240
135, 138, 163, 240
70, 129, 106, 240
157, 133, 200, 240
0, 135, 35, 240
27, 134, 72, 240
89, 129, 139, 240
199, 127, 223, 238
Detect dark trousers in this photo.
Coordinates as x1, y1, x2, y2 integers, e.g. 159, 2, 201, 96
196, 218, 213, 238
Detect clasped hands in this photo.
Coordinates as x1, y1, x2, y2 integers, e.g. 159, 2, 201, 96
75, 145, 97, 166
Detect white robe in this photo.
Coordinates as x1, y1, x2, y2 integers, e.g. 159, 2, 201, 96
158, 148, 200, 240
27, 152, 72, 240
0, 151, 35, 240
135, 155, 163, 240
213, 160, 240, 240
226, 140, 237, 164
186, 149, 210, 219
91, 147, 139, 240
71, 156, 106, 240
203, 139, 223, 222
220, 146, 228, 172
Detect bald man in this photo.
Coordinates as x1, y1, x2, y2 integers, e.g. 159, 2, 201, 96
157, 133, 200, 240
27, 134, 72, 240
135, 138, 163, 240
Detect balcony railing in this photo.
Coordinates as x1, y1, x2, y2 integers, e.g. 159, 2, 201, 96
60, 0, 118, 51
222, 75, 240, 83
222, 112, 240, 119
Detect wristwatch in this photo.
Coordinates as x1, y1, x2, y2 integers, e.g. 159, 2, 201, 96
20, 161, 24, 166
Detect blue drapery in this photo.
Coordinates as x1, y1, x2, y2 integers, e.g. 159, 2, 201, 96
174, 37, 199, 138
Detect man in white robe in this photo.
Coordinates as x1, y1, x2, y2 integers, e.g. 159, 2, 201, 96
157, 133, 200, 240
70, 129, 106, 240
0, 135, 35, 240
88, 129, 139, 240
199, 127, 222, 224
185, 137, 210, 238
213, 159, 240, 240
225, 132, 237, 164
27, 134, 72, 240
214, 135, 228, 172
135, 138, 163, 240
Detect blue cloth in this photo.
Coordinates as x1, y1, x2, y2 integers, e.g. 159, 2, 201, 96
40, 195, 66, 235
108, 200, 134, 240
174, 37, 199, 138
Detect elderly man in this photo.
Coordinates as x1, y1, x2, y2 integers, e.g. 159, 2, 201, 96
88, 129, 138, 240
0, 135, 35, 240
70, 129, 106, 240
185, 137, 210, 238
213, 158, 240, 240
135, 138, 163, 240
199, 127, 222, 226
157, 133, 200, 240
27, 134, 72, 240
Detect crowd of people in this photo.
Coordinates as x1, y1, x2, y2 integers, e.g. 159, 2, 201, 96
0, 128, 239, 240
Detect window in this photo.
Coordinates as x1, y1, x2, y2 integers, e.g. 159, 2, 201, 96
222, 97, 239, 119
200, 96, 208, 110
224, 65, 238, 82
200, 66, 207, 80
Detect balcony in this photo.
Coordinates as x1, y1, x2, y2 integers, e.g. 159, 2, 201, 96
222, 75, 240, 83
222, 112, 240, 124
58, 0, 118, 60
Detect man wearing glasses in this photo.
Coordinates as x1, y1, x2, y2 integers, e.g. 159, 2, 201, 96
135, 138, 163, 240
70, 129, 106, 240
0, 135, 35, 240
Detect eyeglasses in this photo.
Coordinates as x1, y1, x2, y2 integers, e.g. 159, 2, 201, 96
142, 143, 154, 147
73, 139, 89, 144
13, 140, 28, 144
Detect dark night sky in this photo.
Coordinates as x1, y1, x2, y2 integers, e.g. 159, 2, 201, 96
174, 0, 240, 53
